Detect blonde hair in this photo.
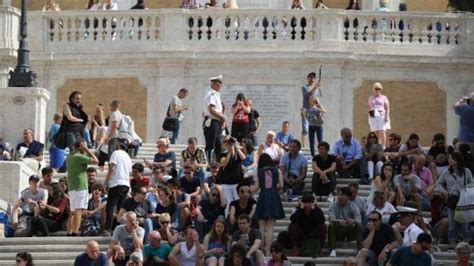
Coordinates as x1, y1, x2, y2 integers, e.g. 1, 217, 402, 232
158, 213, 171, 222
310, 95, 320, 106
373, 82, 383, 90
53, 112, 62, 123
157, 138, 170, 148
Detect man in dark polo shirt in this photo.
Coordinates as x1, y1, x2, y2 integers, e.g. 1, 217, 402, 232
14, 129, 44, 171
312, 141, 337, 201
360, 211, 398, 266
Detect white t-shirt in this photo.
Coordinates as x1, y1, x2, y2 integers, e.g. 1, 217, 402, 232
170, 96, 184, 121
107, 110, 123, 139
403, 222, 423, 246
366, 202, 397, 223
203, 89, 222, 119
108, 149, 132, 188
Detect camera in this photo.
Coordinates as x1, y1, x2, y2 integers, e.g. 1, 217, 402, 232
463, 96, 471, 105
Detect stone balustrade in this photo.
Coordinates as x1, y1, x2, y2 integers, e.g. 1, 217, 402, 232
20, 9, 473, 56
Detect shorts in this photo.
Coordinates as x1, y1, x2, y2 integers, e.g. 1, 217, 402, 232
69, 190, 89, 211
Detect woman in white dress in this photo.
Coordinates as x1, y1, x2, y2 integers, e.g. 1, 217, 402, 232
368, 82, 391, 148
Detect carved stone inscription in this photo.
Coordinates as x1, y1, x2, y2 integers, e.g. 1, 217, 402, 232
220, 85, 293, 142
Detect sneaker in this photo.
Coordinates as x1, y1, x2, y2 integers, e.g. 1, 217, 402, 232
327, 193, 334, 202
329, 250, 337, 257
289, 195, 299, 201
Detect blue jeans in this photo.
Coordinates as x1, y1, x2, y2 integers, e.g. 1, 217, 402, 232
66, 131, 82, 152
308, 125, 323, 157
447, 206, 471, 243
170, 121, 183, 144
141, 218, 153, 244
301, 113, 309, 135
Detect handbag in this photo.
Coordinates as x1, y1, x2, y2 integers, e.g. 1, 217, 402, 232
52, 127, 67, 149
455, 176, 474, 223
162, 105, 179, 131
446, 191, 460, 209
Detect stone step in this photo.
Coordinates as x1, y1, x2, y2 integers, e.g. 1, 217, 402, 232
0, 236, 111, 246
0, 260, 75, 265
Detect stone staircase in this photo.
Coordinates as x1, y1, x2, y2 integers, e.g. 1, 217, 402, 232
0, 143, 468, 265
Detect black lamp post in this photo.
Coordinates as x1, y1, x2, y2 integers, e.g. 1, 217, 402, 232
8, 0, 37, 87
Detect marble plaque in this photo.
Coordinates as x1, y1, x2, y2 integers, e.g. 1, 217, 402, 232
220, 85, 294, 143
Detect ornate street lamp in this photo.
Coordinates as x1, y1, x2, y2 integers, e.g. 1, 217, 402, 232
8, 0, 37, 87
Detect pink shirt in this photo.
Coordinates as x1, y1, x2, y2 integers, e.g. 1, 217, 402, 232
368, 95, 389, 113
412, 166, 433, 190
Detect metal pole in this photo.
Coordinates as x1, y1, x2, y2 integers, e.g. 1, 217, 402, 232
8, 0, 37, 87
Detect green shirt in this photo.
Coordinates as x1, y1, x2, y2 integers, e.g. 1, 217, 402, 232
66, 152, 91, 191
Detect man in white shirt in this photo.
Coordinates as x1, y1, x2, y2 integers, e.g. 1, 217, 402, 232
167, 88, 189, 144
203, 75, 226, 164
104, 142, 132, 234
394, 206, 423, 247
106, 99, 125, 159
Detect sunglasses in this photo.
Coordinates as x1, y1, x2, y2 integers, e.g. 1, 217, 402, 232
160, 221, 170, 224
368, 218, 379, 222
375, 88, 382, 90
369, 136, 377, 139
211, 193, 218, 197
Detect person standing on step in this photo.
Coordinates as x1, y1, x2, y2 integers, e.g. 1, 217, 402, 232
66, 139, 98, 236
253, 153, 285, 255
105, 99, 126, 159
104, 142, 132, 234
166, 88, 189, 144
203, 75, 226, 164
301, 72, 321, 148
62, 91, 89, 152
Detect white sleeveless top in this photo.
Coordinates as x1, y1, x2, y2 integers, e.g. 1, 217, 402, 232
179, 242, 197, 266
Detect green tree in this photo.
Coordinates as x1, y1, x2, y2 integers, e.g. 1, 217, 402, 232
448, 0, 474, 12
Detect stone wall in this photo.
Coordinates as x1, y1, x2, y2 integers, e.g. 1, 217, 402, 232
353, 80, 447, 146
56, 78, 147, 140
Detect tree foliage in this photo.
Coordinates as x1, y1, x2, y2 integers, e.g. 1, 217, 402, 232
448, 0, 474, 12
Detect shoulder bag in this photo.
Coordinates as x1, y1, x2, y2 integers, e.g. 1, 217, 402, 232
162, 105, 179, 131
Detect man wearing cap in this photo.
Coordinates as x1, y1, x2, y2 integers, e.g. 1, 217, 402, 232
288, 193, 326, 257
11, 174, 48, 237
394, 205, 423, 247
66, 139, 99, 236
453, 92, 474, 152
203, 75, 226, 164
388, 233, 433, 266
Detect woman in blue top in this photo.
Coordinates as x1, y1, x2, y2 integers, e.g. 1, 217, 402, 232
238, 138, 258, 185
253, 153, 285, 255
203, 218, 231, 266
47, 113, 65, 171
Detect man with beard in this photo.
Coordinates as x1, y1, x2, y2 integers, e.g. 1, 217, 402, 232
62, 91, 88, 151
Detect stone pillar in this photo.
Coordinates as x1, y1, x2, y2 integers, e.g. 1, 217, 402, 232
0, 87, 50, 149
0, 161, 34, 205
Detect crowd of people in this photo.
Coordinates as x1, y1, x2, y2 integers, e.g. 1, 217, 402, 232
39, 0, 410, 12
1, 67, 473, 266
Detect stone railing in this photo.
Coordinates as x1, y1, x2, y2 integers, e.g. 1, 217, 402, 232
341, 11, 465, 45
13, 9, 474, 55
